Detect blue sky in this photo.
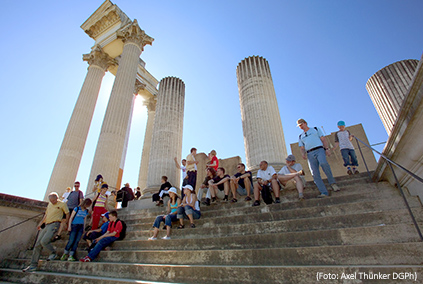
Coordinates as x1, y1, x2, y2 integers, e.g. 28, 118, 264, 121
1, 0, 422, 200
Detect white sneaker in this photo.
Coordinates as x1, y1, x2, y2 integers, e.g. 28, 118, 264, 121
148, 236, 157, 241
331, 184, 340, 192
162, 236, 171, 240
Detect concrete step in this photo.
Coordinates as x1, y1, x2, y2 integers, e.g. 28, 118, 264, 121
120, 181, 414, 223
20, 223, 422, 260
123, 197, 421, 233
0, 268, 173, 284
2, 261, 422, 284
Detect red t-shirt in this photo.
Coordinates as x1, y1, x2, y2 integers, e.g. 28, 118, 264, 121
210, 156, 219, 171
108, 220, 123, 239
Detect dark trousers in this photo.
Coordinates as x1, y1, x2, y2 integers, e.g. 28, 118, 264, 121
187, 171, 197, 192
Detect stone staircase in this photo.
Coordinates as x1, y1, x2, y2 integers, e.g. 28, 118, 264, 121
1, 173, 423, 283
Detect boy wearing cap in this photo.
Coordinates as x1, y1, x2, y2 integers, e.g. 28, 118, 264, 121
333, 121, 359, 175
277, 155, 306, 200
83, 212, 110, 248
80, 210, 123, 262
297, 118, 340, 198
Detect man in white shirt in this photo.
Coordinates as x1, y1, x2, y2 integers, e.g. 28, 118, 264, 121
252, 161, 280, 206
277, 155, 305, 200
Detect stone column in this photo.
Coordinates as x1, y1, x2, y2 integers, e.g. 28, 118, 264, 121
366, 59, 419, 135
137, 97, 156, 192
44, 46, 115, 200
236, 56, 287, 172
87, 20, 153, 193
144, 77, 185, 195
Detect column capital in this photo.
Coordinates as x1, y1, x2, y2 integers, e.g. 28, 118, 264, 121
134, 80, 146, 95
143, 97, 156, 112
83, 45, 117, 71
117, 19, 154, 50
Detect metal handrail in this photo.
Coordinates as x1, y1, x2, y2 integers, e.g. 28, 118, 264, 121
354, 136, 423, 241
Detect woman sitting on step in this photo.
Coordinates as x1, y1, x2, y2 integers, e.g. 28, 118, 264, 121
177, 184, 201, 229
148, 187, 181, 240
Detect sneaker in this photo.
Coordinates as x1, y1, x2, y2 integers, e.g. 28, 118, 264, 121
60, 254, 68, 261
79, 256, 91, 262
22, 265, 37, 273
211, 198, 217, 204
275, 198, 281, 204
230, 198, 238, 203
244, 196, 252, 201
354, 169, 359, 174
347, 169, 353, 175
162, 236, 171, 240
190, 223, 196, 228
51, 235, 61, 242
252, 200, 260, 207
299, 196, 305, 201
223, 196, 228, 202
317, 193, 329, 198
47, 253, 58, 261
148, 236, 157, 241
331, 184, 340, 192
67, 255, 76, 261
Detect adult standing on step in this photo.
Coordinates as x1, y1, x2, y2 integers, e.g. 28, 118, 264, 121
186, 148, 199, 191
297, 118, 341, 198
23, 192, 69, 272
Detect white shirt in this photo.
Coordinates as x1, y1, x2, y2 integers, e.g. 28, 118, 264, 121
257, 166, 276, 181
278, 163, 302, 175
181, 165, 187, 179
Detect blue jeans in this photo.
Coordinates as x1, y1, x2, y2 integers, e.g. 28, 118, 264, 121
64, 224, 84, 255
88, 236, 118, 260
153, 214, 178, 228
307, 147, 335, 195
177, 205, 201, 220
341, 149, 358, 167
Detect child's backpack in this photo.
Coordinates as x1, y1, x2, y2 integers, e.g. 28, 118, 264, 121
116, 219, 127, 240
261, 184, 274, 205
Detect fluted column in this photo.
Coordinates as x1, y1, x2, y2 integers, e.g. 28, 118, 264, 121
366, 59, 419, 135
145, 77, 185, 195
44, 46, 115, 200
236, 56, 287, 172
87, 20, 153, 193
138, 97, 156, 192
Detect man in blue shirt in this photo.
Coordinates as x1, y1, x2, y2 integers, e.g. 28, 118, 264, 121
297, 118, 340, 197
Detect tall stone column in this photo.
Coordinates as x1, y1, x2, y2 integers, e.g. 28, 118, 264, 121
145, 77, 185, 195
236, 56, 287, 172
137, 97, 156, 192
44, 46, 115, 200
88, 20, 153, 193
366, 59, 419, 135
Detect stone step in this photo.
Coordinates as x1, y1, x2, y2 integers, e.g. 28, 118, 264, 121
121, 182, 411, 224
123, 197, 420, 233
2, 261, 422, 284
0, 268, 173, 284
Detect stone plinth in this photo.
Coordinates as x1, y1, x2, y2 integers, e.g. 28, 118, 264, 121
45, 46, 115, 200
144, 77, 185, 196
366, 59, 419, 135
236, 56, 287, 172
0, 194, 46, 262
290, 124, 377, 181
373, 54, 423, 200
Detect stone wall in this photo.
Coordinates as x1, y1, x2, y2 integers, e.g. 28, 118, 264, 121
0, 194, 46, 262
290, 123, 378, 181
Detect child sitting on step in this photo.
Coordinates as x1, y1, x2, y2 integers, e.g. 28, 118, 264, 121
148, 187, 181, 240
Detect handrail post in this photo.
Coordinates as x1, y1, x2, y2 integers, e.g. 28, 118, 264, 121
387, 162, 423, 241
355, 137, 372, 181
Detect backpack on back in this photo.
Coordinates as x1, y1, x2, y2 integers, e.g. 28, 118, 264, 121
116, 219, 127, 241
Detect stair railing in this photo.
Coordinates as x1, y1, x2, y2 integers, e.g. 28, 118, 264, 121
354, 136, 423, 241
